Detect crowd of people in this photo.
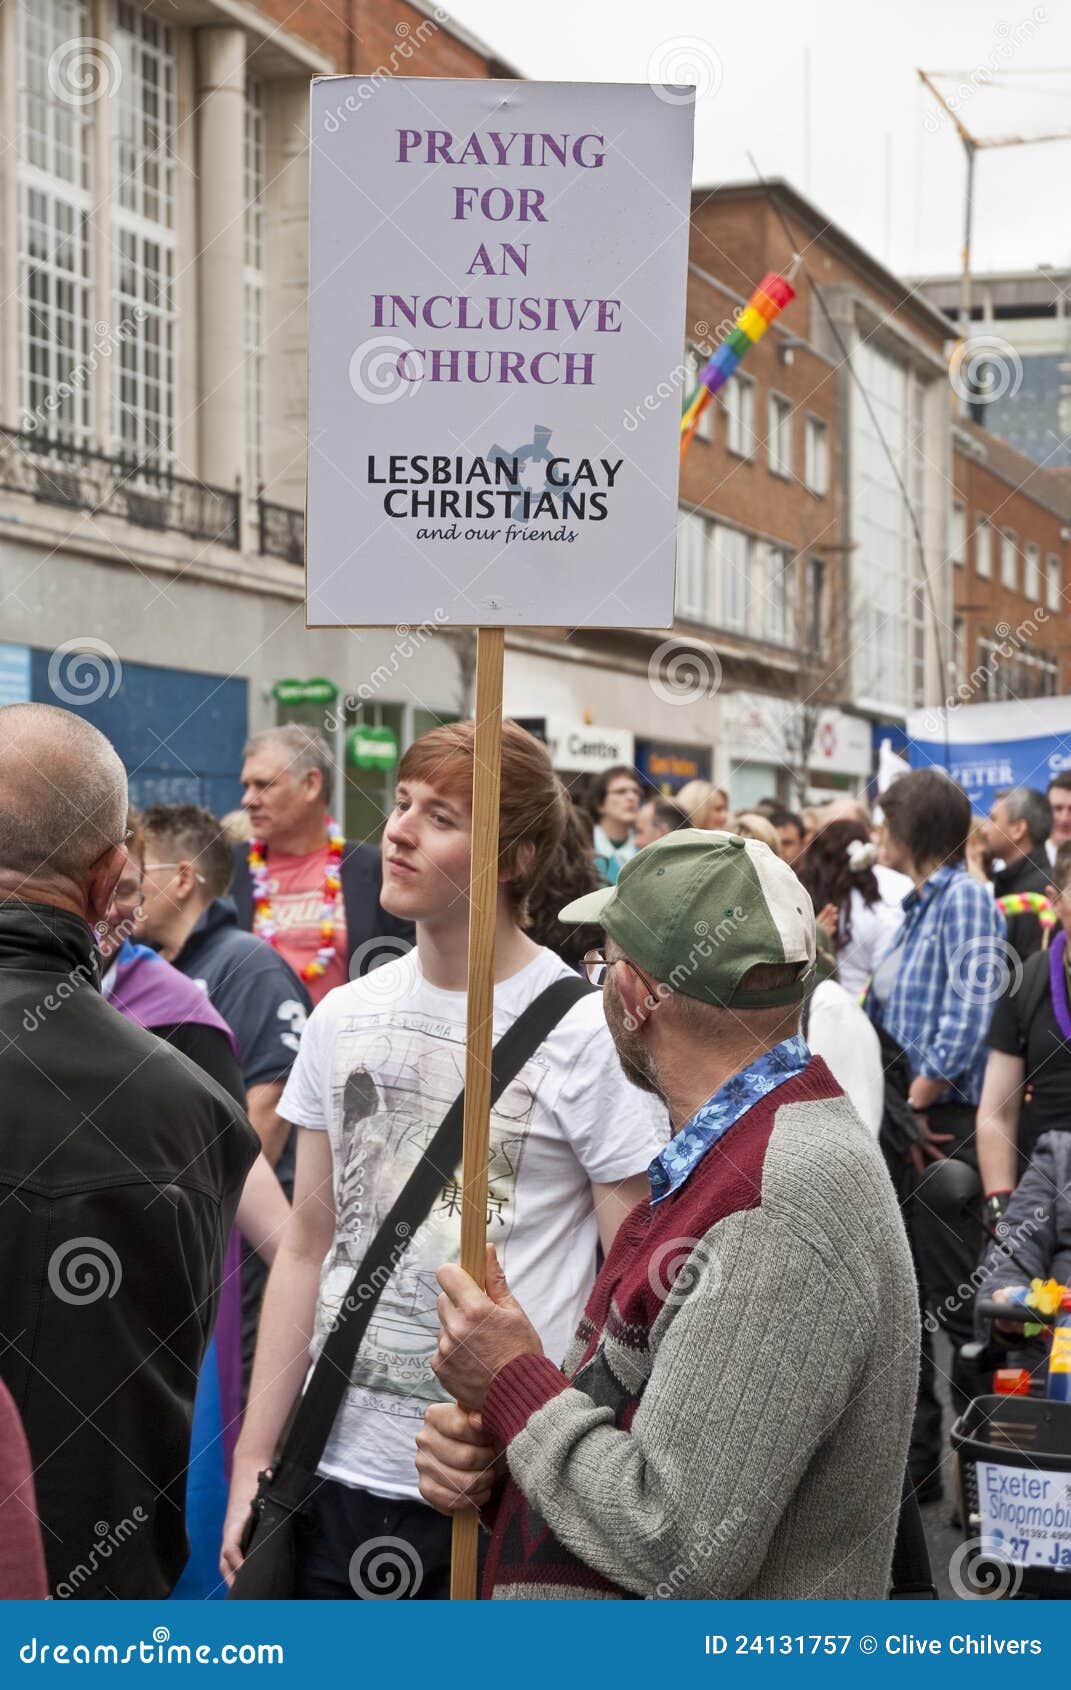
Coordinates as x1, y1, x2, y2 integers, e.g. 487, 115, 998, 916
1, 697, 1069, 1600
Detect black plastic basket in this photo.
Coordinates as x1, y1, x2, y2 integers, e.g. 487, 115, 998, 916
951, 1395, 1071, 1597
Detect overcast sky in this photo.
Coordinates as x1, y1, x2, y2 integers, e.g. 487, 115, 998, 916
445, 0, 1071, 283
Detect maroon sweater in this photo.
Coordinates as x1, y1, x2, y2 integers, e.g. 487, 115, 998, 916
0, 1378, 48, 1598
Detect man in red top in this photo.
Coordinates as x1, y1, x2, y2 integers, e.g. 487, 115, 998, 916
229, 725, 412, 1004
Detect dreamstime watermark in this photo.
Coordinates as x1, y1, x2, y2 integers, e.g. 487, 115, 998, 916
48, 37, 122, 107
53, 1509, 148, 1599
923, 1204, 1048, 1333
949, 334, 1024, 407
920, 607, 1050, 731
19, 1632, 284, 1666
949, 935, 1024, 1007
47, 1237, 122, 1306
648, 37, 724, 104
648, 638, 723, 706
347, 934, 415, 1003
322, 1223, 413, 1334
622, 909, 749, 1033
349, 336, 424, 405
22, 914, 137, 1034
623, 311, 743, 433
924, 10, 1048, 135
646, 1236, 723, 1307
20, 310, 148, 437
321, 14, 446, 132
47, 638, 122, 706
949, 1535, 1024, 1599
623, 362, 689, 432
324, 614, 450, 721
348, 1534, 424, 1599
654, 1506, 746, 1597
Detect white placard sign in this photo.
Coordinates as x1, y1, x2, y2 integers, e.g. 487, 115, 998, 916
306, 78, 695, 628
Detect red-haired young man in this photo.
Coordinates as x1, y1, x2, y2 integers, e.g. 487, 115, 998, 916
222, 722, 667, 1598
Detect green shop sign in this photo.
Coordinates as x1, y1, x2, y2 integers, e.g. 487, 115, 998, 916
347, 724, 399, 770
272, 677, 339, 706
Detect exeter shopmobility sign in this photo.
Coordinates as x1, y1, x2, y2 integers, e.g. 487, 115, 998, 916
306, 78, 694, 629
907, 696, 1071, 814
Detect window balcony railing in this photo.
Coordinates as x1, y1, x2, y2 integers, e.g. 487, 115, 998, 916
258, 494, 304, 566
0, 426, 240, 549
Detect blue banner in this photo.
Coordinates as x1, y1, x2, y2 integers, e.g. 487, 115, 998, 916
0, 1599, 1063, 1685
907, 699, 1071, 815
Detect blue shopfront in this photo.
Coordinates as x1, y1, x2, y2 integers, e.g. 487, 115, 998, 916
0, 641, 248, 814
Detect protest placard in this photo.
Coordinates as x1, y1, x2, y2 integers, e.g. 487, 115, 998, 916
305, 76, 694, 1599
307, 77, 694, 628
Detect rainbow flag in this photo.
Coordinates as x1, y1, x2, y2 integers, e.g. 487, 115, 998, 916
680, 270, 796, 457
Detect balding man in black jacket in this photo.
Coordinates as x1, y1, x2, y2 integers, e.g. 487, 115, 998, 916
0, 703, 257, 1598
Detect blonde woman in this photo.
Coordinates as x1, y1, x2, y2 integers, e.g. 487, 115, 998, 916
732, 812, 782, 855
676, 779, 730, 831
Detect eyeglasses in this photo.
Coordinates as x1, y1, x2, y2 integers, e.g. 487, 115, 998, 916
581, 949, 658, 998
582, 949, 616, 987
142, 862, 206, 885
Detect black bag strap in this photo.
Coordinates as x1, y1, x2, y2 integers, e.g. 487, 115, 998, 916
277, 973, 596, 1480
890, 1468, 938, 1598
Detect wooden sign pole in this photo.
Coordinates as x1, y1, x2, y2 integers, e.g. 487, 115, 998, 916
450, 625, 505, 1600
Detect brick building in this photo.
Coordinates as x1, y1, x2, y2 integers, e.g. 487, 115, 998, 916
7, 8, 1047, 830
669, 180, 953, 805
950, 420, 1071, 706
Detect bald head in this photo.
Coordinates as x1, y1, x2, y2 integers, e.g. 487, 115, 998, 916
0, 704, 128, 887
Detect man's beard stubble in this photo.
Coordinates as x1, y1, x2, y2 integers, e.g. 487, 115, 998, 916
603, 973, 663, 1098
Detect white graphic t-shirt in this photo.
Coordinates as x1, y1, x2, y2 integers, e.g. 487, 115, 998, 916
279, 945, 668, 1500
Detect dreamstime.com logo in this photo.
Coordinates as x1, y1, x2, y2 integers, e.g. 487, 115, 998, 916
19, 1630, 284, 1666
923, 1204, 1048, 1333
648, 639, 723, 706
47, 1237, 122, 1306
919, 608, 1049, 729
948, 1537, 1024, 1600
320, 13, 446, 132
324, 614, 450, 721
347, 935, 415, 1004
654, 1506, 746, 1597
924, 10, 1048, 134
53, 1509, 148, 1599
22, 915, 138, 1034
21, 309, 147, 437
349, 336, 423, 404
647, 1236, 723, 1308
622, 909, 748, 1033
948, 935, 1024, 1007
321, 1224, 413, 1334
348, 1535, 424, 1599
47, 638, 122, 706
647, 37, 724, 103
949, 335, 1024, 407
47, 37, 122, 107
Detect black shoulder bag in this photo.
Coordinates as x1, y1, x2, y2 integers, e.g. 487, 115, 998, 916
227, 974, 595, 1599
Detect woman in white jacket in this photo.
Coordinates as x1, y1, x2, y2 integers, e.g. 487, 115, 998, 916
796, 817, 904, 998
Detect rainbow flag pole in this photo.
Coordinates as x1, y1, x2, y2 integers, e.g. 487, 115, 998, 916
680, 262, 800, 458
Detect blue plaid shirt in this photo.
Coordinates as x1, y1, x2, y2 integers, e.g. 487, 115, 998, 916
866, 863, 1006, 1105
648, 1034, 811, 1205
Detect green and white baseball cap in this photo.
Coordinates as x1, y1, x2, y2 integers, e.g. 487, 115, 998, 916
560, 828, 816, 1009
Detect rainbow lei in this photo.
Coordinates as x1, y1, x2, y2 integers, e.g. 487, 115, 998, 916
997, 889, 1055, 930
248, 819, 345, 982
